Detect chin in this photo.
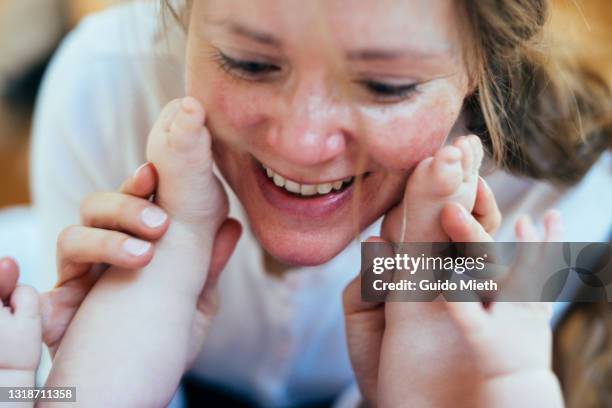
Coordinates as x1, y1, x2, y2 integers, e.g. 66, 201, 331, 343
251, 222, 358, 266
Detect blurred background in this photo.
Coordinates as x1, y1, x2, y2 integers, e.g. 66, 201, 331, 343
0, 0, 122, 208
0, 0, 611, 210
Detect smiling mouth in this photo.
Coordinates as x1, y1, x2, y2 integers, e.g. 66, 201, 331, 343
260, 163, 358, 197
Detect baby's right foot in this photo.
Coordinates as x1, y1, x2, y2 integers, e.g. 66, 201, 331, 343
0, 258, 41, 392
382, 135, 484, 242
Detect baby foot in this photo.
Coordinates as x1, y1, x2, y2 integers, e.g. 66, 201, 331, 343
382, 135, 484, 242
146, 97, 229, 237
0, 258, 41, 390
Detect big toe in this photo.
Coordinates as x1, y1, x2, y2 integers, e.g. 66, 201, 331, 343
428, 146, 464, 196
453, 136, 474, 180
0, 258, 19, 302
147, 97, 216, 188
148, 97, 213, 169
146, 98, 225, 224
11, 285, 40, 319
168, 97, 208, 152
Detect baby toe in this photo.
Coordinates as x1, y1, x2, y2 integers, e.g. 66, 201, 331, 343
469, 135, 483, 176
167, 97, 207, 152
10, 285, 40, 319
454, 136, 474, 181
0, 258, 19, 302
430, 146, 463, 196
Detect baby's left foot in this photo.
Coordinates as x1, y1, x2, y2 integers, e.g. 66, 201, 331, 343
0, 258, 41, 390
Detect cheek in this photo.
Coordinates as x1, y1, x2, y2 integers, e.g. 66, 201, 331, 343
361, 94, 462, 170
186, 70, 269, 141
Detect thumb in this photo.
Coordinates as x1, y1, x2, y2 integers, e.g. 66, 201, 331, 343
206, 217, 242, 288
380, 200, 406, 243
0, 257, 19, 302
195, 218, 241, 318
343, 236, 387, 315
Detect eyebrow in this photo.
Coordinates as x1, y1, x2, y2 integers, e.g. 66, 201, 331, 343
209, 20, 451, 61
210, 20, 282, 47
346, 47, 451, 61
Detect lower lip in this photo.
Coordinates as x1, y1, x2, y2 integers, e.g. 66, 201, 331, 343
252, 159, 355, 218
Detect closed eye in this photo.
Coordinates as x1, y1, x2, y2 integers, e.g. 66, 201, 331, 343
214, 50, 281, 80
360, 80, 418, 102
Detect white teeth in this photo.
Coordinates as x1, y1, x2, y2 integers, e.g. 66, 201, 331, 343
273, 173, 285, 187
284, 180, 301, 194
316, 183, 333, 194
262, 163, 354, 197
300, 184, 317, 196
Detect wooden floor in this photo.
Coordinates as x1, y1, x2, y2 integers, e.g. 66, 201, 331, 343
0, 102, 31, 208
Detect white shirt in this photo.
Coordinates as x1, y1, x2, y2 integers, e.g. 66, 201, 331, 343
30, 2, 612, 407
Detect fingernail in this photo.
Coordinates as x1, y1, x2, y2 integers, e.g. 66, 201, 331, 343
140, 207, 168, 228
123, 239, 151, 257
134, 163, 148, 178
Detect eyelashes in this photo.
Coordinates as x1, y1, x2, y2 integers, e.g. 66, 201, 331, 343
359, 80, 419, 102
211, 49, 420, 102
211, 49, 281, 80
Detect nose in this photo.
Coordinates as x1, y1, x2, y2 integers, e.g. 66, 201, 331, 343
266, 78, 349, 166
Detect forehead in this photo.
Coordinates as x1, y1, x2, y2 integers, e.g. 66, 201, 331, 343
198, 0, 462, 53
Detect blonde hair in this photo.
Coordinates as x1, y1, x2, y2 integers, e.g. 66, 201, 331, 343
461, 0, 611, 184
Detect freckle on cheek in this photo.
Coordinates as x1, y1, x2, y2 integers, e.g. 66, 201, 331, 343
369, 110, 451, 171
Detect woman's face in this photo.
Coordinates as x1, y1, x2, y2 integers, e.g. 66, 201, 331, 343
186, 0, 470, 265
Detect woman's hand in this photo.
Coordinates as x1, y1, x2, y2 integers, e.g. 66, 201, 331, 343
40, 163, 166, 356
42, 162, 240, 361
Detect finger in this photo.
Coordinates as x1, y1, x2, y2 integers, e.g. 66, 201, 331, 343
514, 214, 539, 242
473, 177, 502, 235
206, 218, 243, 287
441, 202, 494, 242
10, 285, 39, 318
40, 274, 96, 356
543, 210, 563, 242
57, 226, 154, 286
197, 218, 242, 317
0, 257, 19, 301
343, 236, 386, 314
80, 192, 169, 240
118, 162, 159, 198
